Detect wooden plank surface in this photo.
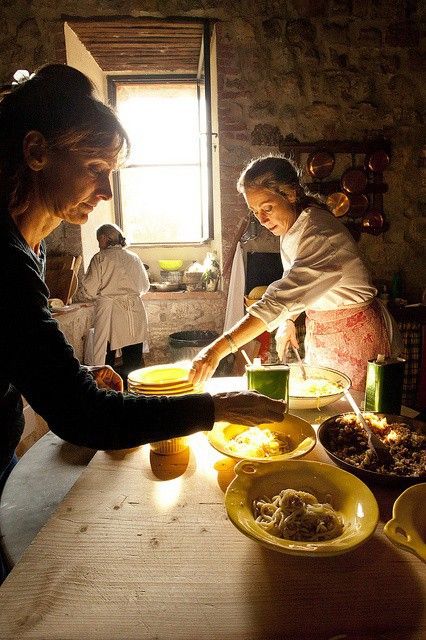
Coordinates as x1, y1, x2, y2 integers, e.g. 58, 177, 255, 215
0, 426, 425, 640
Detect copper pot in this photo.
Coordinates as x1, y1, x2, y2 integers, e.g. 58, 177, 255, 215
341, 166, 368, 194
361, 210, 384, 235
348, 193, 369, 217
366, 149, 390, 173
326, 192, 350, 217
306, 150, 335, 180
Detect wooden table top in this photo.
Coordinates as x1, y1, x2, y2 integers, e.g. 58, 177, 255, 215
0, 379, 424, 640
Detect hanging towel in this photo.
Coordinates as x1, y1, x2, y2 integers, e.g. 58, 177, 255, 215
224, 242, 245, 332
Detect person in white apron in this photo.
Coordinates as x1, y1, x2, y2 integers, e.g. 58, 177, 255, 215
75, 224, 150, 386
190, 155, 402, 391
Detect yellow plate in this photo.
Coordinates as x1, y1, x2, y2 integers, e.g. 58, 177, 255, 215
129, 388, 196, 396
129, 381, 194, 392
225, 459, 379, 557
128, 364, 190, 385
384, 483, 426, 563
208, 414, 316, 463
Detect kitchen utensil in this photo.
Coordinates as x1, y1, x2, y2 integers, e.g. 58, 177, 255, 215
306, 150, 335, 179
292, 346, 307, 380
315, 412, 426, 487
366, 149, 390, 173
158, 259, 184, 271
343, 389, 393, 467
225, 459, 379, 557
341, 166, 368, 194
361, 210, 385, 235
326, 192, 350, 217
384, 484, 426, 563
348, 193, 369, 217
208, 415, 316, 463
150, 281, 182, 292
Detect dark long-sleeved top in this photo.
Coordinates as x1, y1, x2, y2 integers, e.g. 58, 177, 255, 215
0, 215, 215, 472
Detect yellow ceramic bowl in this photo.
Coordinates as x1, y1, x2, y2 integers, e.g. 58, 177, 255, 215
158, 259, 184, 271
208, 414, 316, 463
225, 459, 379, 557
384, 483, 426, 563
288, 364, 351, 410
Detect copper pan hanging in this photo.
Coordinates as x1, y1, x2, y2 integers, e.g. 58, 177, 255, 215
306, 149, 335, 180
326, 192, 350, 217
348, 193, 369, 217
365, 149, 390, 173
361, 209, 385, 235
341, 166, 368, 194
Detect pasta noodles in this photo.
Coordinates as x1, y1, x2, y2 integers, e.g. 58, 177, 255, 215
227, 426, 291, 458
253, 488, 344, 541
289, 377, 343, 397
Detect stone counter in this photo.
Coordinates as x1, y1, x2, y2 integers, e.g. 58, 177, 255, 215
143, 290, 227, 365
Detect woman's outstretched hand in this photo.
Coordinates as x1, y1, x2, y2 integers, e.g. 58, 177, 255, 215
188, 345, 223, 386
212, 391, 286, 426
87, 365, 124, 392
275, 319, 299, 362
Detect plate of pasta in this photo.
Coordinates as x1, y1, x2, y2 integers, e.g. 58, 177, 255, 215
288, 364, 351, 410
208, 415, 316, 463
225, 459, 379, 556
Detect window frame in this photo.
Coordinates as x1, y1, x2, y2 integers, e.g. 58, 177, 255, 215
107, 26, 213, 247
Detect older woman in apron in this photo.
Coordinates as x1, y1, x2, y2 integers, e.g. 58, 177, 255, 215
190, 155, 401, 391
75, 224, 150, 386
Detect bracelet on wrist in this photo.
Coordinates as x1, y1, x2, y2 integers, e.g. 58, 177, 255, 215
224, 333, 238, 354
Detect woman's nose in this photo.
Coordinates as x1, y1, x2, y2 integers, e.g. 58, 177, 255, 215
97, 174, 113, 201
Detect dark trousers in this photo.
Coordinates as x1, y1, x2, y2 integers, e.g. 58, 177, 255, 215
106, 342, 144, 389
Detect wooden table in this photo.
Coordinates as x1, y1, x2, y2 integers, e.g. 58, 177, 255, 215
0, 379, 424, 640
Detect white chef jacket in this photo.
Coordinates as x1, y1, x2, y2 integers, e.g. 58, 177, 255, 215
75, 246, 150, 365
248, 206, 377, 331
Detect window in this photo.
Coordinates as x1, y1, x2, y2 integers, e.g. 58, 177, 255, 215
108, 26, 213, 245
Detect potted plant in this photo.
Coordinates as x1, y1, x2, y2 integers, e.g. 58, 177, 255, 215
202, 252, 220, 291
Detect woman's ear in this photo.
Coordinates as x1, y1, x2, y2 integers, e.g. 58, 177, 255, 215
280, 186, 297, 204
23, 130, 48, 171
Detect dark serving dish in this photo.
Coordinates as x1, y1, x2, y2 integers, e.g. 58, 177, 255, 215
318, 412, 426, 487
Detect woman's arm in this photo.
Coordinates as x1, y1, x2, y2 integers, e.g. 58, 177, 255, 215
189, 313, 267, 385
73, 254, 102, 302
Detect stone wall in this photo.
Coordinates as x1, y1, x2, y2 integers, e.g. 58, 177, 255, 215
1, 0, 425, 313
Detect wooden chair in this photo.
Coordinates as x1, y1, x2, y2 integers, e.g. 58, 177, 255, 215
45, 255, 81, 305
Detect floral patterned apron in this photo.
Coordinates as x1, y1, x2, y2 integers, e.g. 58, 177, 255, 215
304, 299, 391, 391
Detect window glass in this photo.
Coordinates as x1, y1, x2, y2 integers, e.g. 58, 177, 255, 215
112, 79, 211, 245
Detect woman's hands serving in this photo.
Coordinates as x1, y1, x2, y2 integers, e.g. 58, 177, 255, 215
188, 345, 223, 386
275, 319, 299, 362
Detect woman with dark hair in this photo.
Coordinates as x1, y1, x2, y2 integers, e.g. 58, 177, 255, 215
75, 223, 150, 386
190, 154, 401, 391
0, 66, 285, 499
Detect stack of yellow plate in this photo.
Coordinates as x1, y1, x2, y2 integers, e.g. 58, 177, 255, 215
127, 363, 196, 396
128, 363, 201, 455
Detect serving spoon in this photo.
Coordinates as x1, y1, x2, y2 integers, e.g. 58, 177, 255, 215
343, 389, 393, 467
292, 346, 307, 381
